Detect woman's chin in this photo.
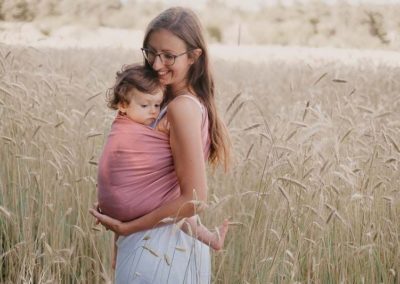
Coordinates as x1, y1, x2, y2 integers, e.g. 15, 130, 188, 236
159, 77, 170, 85
158, 73, 173, 85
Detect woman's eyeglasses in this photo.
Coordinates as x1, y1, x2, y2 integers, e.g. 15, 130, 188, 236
141, 48, 192, 66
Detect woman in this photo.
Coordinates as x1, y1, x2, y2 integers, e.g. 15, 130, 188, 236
90, 7, 230, 283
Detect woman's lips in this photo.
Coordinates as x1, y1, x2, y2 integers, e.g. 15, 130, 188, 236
158, 70, 169, 80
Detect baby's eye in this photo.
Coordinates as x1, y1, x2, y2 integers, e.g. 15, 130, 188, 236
141, 105, 147, 108
155, 104, 160, 108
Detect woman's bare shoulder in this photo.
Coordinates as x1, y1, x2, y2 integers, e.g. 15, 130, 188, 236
167, 96, 202, 125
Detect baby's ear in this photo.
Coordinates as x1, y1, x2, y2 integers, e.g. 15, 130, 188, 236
117, 102, 128, 114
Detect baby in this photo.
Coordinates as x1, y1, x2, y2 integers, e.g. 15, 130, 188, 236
98, 64, 228, 268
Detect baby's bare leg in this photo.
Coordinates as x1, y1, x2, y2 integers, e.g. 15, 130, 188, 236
211, 219, 229, 251
183, 216, 229, 251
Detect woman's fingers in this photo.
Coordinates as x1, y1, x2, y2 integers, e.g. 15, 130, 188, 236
90, 204, 102, 225
89, 208, 101, 228
89, 209, 107, 229
92, 202, 101, 212
89, 208, 99, 218
89, 208, 122, 233
89, 208, 102, 225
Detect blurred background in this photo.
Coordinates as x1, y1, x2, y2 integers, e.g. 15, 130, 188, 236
0, 0, 399, 50
1, 1, 400, 283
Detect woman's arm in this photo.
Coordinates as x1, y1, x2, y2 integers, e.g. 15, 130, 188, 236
90, 97, 208, 236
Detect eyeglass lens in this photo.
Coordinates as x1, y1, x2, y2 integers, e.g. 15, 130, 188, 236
143, 50, 175, 66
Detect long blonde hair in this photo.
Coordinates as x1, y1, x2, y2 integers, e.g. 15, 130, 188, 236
143, 7, 231, 169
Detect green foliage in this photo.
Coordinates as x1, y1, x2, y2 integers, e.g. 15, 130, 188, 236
364, 11, 389, 44
1, 0, 34, 21
207, 25, 222, 43
1, 1, 400, 49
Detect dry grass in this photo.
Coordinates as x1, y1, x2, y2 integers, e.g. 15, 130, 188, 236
1, 43, 399, 283
210, 58, 400, 283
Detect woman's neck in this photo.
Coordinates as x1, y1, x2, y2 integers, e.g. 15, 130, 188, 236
170, 83, 192, 97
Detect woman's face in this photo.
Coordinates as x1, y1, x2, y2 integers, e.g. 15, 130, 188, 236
146, 29, 193, 90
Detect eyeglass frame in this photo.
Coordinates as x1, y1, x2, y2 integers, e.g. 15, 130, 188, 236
141, 48, 193, 66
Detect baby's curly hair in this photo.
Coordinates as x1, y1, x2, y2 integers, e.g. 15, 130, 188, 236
107, 64, 164, 110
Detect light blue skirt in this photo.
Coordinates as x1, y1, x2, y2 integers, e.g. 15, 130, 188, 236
115, 224, 211, 283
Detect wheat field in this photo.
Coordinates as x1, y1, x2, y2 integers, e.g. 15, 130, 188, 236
0, 43, 399, 283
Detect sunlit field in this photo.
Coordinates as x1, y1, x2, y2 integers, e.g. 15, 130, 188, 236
1, 42, 399, 283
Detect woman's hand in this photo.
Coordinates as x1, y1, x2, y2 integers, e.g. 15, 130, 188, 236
89, 205, 127, 235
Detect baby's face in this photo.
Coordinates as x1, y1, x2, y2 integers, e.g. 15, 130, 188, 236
120, 89, 163, 126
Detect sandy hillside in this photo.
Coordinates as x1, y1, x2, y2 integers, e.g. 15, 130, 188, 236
1, 21, 400, 67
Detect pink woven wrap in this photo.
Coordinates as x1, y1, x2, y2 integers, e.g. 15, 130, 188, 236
97, 114, 180, 221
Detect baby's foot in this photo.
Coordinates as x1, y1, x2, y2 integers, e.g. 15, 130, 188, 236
211, 219, 229, 251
